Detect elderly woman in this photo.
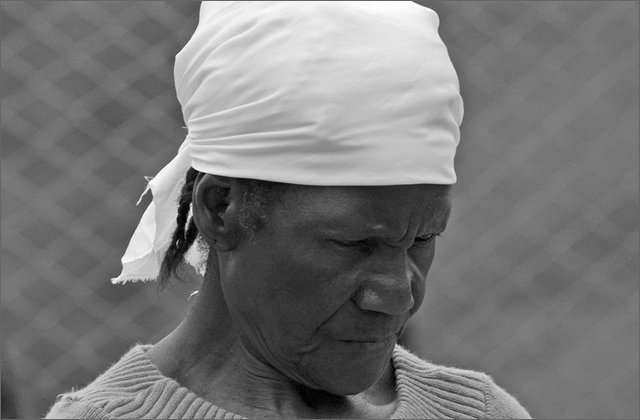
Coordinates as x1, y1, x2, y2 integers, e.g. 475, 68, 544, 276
47, 2, 530, 419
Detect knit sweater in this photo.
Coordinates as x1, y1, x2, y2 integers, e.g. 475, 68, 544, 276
46, 345, 531, 419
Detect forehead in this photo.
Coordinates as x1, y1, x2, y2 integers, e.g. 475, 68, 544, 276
275, 184, 451, 232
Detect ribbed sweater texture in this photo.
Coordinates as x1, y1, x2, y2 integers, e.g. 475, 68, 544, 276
46, 345, 531, 419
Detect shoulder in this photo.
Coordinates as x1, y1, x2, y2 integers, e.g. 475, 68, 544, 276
45, 345, 162, 419
392, 345, 531, 419
45, 394, 112, 419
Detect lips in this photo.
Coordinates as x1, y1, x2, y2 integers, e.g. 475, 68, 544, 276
335, 335, 396, 353
325, 326, 403, 345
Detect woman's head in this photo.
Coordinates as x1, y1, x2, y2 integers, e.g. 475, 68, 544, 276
181, 172, 451, 395
114, 0, 461, 397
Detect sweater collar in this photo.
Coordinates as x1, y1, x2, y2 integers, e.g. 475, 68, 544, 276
111, 343, 485, 419
117, 344, 418, 418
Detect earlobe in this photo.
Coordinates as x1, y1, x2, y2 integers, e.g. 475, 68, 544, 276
192, 174, 239, 251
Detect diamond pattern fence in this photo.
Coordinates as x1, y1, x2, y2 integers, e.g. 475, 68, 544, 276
1, 1, 638, 418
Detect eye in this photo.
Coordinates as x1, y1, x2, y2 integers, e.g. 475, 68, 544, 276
413, 233, 440, 246
330, 238, 376, 253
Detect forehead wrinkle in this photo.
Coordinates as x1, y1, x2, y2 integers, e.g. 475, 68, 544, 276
282, 185, 452, 235
319, 198, 451, 240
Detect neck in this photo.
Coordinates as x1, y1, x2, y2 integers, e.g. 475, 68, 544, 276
147, 256, 236, 393
148, 254, 397, 418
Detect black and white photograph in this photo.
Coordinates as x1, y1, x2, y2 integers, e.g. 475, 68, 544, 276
1, 1, 638, 419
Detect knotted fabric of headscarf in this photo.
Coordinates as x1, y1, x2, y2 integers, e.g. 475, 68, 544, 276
113, 1, 463, 284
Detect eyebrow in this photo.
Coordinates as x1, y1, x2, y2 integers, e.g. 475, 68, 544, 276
318, 206, 451, 238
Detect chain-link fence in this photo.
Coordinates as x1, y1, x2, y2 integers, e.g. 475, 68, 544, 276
1, 1, 638, 418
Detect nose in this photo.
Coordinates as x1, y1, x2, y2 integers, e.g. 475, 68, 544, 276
353, 250, 415, 315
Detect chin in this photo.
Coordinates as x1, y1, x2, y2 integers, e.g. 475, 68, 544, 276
299, 345, 394, 396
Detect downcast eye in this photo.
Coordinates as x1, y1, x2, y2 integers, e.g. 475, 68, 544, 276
413, 233, 439, 246
330, 238, 377, 254
333, 238, 376, 248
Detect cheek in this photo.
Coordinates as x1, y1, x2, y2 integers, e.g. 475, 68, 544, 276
220, 238, 366, 387
267, 242, 360, 320
224, 238, 359, 337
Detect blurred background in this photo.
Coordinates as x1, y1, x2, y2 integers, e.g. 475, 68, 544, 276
1, 1, 637, 418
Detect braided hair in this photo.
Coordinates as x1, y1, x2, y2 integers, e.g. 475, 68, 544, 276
157, 168, 287, 286
158, 167, 200, 285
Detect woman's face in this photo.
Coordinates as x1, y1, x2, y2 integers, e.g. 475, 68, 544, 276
219, 184, 451, 395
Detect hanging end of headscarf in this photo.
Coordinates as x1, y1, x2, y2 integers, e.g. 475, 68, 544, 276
111, 198, 163, 284
111, 272, 158, 285
112, 137, 193, 284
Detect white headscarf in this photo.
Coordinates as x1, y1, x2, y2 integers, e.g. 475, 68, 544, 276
113, 1, 463, 284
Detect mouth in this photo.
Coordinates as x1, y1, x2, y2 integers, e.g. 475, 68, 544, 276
338, 335, 396, 353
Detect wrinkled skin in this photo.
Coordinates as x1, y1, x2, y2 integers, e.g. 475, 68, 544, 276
220, 183, 451, 395
150, 178, 451, 418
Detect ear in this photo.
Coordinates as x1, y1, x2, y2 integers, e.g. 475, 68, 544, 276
192, 173, 240, 251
